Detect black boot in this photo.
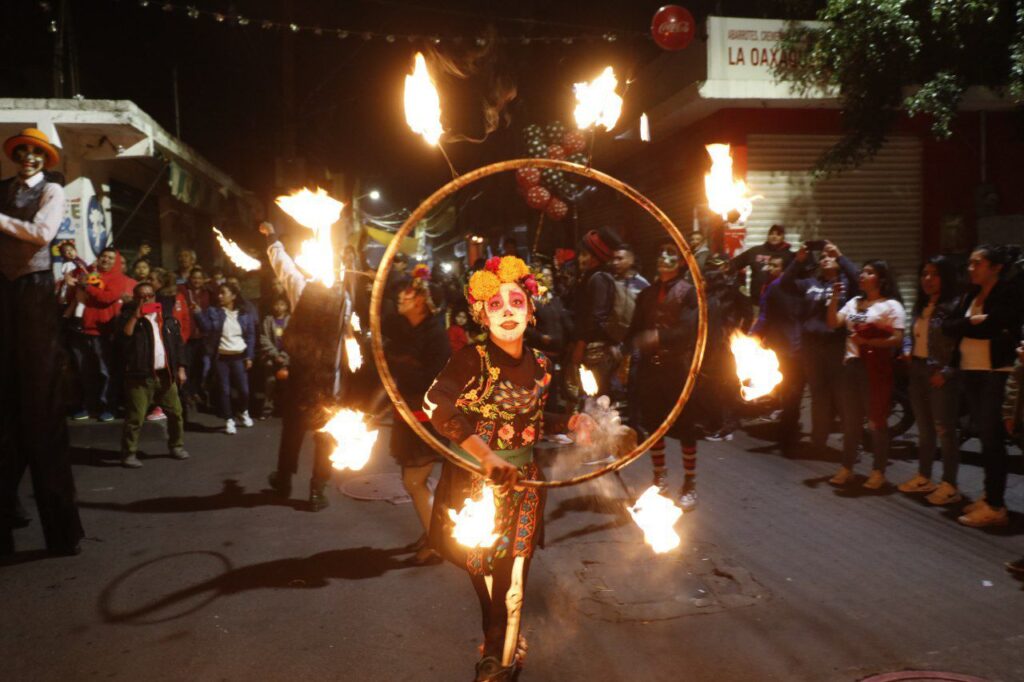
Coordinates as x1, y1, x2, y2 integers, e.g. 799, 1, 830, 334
267, 471, 292, 498
474, 656, 513, 682
309, 479, 329, 512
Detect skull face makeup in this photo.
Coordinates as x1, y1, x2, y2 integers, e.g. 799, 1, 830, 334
485, 282, 530, 342
656, 243, 681, 274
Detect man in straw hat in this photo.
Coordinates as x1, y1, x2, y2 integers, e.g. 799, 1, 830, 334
0, 127, 84, 556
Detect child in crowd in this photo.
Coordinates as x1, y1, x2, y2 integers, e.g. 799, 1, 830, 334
257, 297, 291, 418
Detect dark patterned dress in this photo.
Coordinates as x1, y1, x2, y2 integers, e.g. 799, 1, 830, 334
425, 340, 562, 575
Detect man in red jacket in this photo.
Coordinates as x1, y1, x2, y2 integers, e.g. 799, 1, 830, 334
67, 247, 136, 421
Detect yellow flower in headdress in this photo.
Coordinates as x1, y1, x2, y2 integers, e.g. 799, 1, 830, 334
497, 256, 530, 284
468, 269, 501, 303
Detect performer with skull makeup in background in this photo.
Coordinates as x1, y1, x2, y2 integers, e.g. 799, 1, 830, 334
627, 239, 701, 511
423, 255, 593, 682
0, 128, 84, 556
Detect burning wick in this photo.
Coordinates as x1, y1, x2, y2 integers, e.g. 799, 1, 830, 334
319, 408, 378, 471
404, 52, 443, 146
275, 187, 344, 287
350, 313, 362, 333
640, 113, 651, 143
704, 143, 760, 224
449, 486, 499, 548
729, 331, 783, 401
578, 365, 599, 397
628, 485, 683, 554
212, 227, 261, 271
344, 334, 362, 372
573, 66, 623, 131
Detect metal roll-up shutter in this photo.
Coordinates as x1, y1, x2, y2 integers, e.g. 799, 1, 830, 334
744, 134, 922, 306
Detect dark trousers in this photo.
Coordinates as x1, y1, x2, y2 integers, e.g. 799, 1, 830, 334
777, 351, 805, 445
907, 359, 959, 484
0, 271, 84, 551
962, 371, 1010, 508
183, 338, 209, 403
469, 554, 532, 660
71, 332, 114, 413
215, 354, 249, 419
841, 359, 890, 471
804, 335, 846, 448
276, 379, 333, 485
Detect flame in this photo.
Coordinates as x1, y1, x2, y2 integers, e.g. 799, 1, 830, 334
275, 187, 344, 287
319, 408, 378, 471
448, 486, 499, 548
345, 334, 362, 372
351, 313, 362, 333
579, 365, 598, 397
404, 52, 443, 146
574, 66, 623, 131
704, 144, 759, 224
640, 112, 651, 142
729, 331, 783, 401
212, 227, 261, 271
628, 485, 683, 554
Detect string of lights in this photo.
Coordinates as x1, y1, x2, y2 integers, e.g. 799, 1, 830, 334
85, 0, 649, 45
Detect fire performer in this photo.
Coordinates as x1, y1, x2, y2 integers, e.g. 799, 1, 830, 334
422, 255, 592, 681
0, 128, 84, 555
258, 221, 352, 511
627, 240, 701, 510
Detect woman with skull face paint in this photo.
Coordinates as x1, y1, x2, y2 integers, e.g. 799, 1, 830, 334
627, 240, 701, 510
423, 255, 593, 681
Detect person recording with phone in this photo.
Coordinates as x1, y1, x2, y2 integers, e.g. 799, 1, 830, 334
118, 281, 190, 469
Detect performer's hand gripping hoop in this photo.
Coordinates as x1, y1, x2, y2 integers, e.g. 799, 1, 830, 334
369, 158, 708, 489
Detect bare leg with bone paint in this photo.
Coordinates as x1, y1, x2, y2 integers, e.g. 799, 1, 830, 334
470, 554, 531, 679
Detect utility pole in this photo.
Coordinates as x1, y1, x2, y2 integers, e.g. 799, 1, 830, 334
52, 0, 66, 97
173, 66, 182, 138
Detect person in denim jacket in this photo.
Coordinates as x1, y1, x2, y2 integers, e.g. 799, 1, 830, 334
196, 282, 257, 434
897, 256, 962, 504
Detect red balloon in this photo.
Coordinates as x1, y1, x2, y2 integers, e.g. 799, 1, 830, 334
546, 144, 566, 160
651, 5, 695, 51
516, 167, 541, 188
545, 197, 569, 221
525, 186, 551, 210
561, 130, 586, 155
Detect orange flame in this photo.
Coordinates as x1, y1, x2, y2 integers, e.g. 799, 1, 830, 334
404, 52, 443, 146
704, 144, 759, 223
729, 331, 783, 401
579, 365, 598, 397
449, 486, 499, 548
212, 227, 261, 271
275, 187, 344, 287
628, 485, 683, 553
319, 408, 378, 471
345, 334, 362, 373
574, 66, 623, 131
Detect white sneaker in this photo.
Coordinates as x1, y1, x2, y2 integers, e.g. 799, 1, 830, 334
897, 474, 936, 494
225, 419, 237, 435
958, 501, 1009, 528
678, 487, 697, 512
925, 481, 963, 506
239, 411, 254, 428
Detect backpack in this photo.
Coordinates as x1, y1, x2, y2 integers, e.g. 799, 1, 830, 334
598, 272, 635, 343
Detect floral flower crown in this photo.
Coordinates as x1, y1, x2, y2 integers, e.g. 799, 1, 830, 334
466, 256, 540, 306
407, 263, 437, 311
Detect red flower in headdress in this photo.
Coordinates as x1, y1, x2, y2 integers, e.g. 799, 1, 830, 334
411, 264, 431, 281
554, 248, 576, 267
521, 274, 539, 297
484, 256, 502, 273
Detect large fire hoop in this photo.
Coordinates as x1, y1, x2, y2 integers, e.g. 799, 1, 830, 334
369, 158, 708, 488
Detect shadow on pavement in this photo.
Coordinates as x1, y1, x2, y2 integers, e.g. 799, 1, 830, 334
545, 493, 632, 545
80, 479, 308, 513
70, 446, 124, 468
98, 546, 414, 624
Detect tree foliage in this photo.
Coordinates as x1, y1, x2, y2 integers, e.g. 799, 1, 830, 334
773, 0, 1024, 172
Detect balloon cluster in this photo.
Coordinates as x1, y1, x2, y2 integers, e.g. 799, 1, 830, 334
516, 121, 591, 220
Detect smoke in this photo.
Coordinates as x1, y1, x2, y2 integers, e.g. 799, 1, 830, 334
546, 396, 637, 488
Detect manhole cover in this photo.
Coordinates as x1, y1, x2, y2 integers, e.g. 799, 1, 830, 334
545, 540, 769, 622
339, 473, 436, 503
862, 673, 989, 682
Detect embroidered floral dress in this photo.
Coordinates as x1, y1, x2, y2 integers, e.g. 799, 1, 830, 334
425, 340, 564, 575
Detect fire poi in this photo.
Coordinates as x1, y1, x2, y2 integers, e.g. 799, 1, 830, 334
629, 485, 684, 553
730, 331, 784, 401
319, 407, 378, 471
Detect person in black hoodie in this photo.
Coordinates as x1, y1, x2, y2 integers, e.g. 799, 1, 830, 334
750, 254, 805, 450
119, 281, 189, 468
943, 244, 1023, 528
729, 224, 794, 300
782, 241, 859, 451
570, 228, 624, 398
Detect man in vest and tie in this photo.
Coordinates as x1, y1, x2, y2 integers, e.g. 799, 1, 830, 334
0, 128, 84, 556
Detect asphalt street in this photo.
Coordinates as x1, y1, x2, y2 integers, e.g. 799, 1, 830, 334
2, 406, 1023, 682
